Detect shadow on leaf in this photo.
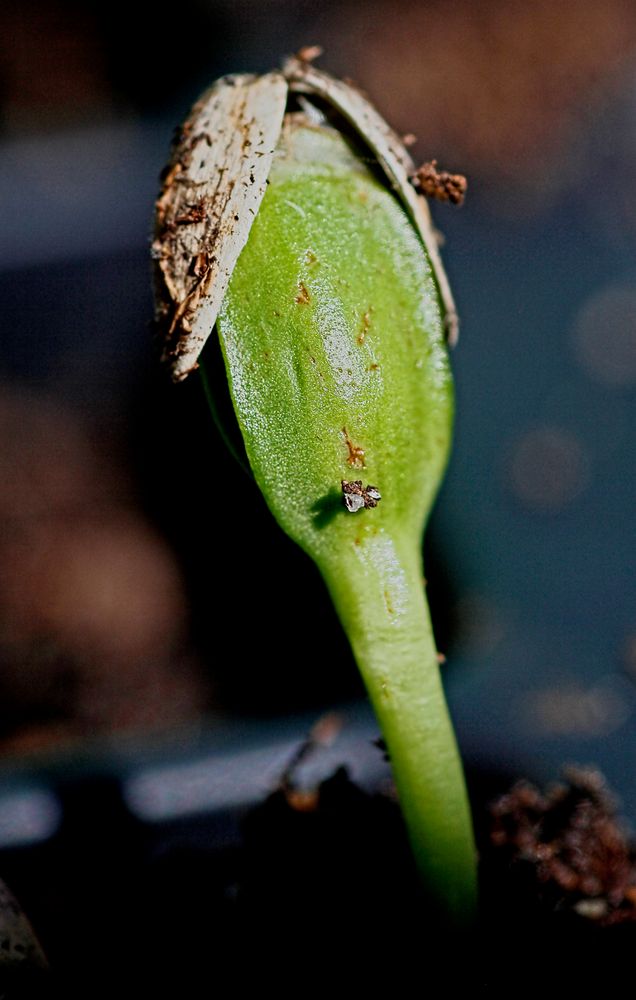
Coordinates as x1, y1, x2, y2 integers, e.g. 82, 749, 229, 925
311, 487, 343, 529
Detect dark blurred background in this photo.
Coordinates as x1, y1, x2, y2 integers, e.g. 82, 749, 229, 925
0, 0, 635, 878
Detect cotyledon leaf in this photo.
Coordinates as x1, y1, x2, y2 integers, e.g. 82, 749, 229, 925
283, 55, 459, 345
213, 119, 450, 561
204, 116, 477, 922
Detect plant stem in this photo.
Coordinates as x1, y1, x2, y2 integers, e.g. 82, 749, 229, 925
319, 532, 477, 925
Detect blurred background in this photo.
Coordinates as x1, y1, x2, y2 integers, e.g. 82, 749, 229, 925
0, 0, 636, 951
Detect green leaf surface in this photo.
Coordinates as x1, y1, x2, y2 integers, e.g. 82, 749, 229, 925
215, 122, 452, 564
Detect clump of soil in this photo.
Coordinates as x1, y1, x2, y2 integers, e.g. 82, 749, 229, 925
485, 766, 636, 926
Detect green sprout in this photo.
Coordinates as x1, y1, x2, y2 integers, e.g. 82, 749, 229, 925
153, 51, 477, 924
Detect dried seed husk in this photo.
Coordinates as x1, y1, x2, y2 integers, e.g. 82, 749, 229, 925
154, 72, 287, 382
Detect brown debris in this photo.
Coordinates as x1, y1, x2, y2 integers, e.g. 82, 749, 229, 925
411, 160, 467, 206
489, 768, 636, 925
295, 281, 311, 304
342, 427, 365, 468
341, 480, 382, 512
295, 45, 323, 64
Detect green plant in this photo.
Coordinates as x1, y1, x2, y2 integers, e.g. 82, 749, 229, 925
153, 50, 476, 925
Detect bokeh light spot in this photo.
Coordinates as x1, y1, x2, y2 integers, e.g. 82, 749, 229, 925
507, 425, 589, 512
520, 678, 630, 737
572, 285, 636, 386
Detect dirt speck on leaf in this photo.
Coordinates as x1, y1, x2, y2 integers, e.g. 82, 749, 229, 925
357, 307, 372, 345
342, 427, 365, 469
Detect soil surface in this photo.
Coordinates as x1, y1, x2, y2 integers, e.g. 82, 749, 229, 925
2, 764, 636, 995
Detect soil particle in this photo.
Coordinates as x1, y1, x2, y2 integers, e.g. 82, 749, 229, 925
411, 160, 467, 206
486, 767, 636, 926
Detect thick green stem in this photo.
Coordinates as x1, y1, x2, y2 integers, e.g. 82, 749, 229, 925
319, 533, 477, 924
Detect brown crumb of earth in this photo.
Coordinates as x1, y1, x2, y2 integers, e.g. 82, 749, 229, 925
284, 788, 320, 813
488, 767, 636, 925
411, 160, 467, 206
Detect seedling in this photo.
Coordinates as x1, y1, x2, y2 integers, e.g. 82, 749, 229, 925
153, 50, 476, 924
